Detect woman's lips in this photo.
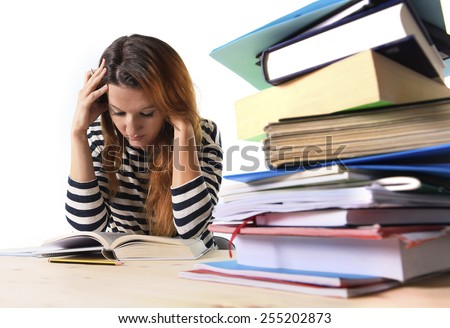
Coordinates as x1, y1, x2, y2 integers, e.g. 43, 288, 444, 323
129, 135, 144, 141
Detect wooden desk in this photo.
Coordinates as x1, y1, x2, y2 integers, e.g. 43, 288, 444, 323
1, 250, 450, 307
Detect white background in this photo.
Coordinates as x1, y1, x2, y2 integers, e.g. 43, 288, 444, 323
0, 1, 448, 249
0, 0, 315, 248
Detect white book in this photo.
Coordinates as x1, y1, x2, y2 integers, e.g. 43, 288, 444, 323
262, 1, 445, 83
227, 228, 450, 281
219, 164, 373, 198
213, 178, 449, 222
255, 208, 450, 227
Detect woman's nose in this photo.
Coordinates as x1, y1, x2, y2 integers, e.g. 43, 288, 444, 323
125, 116, 141, 136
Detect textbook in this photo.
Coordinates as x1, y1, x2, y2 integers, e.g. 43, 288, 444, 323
224, 163, 352, 183
261, 0, 445, 85
210, 224, 446, 241
209, 225, 450, 281
187, 260, 389, 287
179, 268, 400, 298
2, 232, 209, 261
209, 0, 356, 90
234, 50, 450, 141
213, 178, 450, 222
221, 162, 450, 199
220, 173, 422, 204
254, 208, 450, 227
219, 164, 375, 198
263, 97, 450, 168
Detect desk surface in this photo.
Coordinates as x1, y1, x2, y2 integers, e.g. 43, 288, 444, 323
2, 251, 450, 307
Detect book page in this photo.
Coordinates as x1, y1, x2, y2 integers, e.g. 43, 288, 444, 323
108, 233, 201, 249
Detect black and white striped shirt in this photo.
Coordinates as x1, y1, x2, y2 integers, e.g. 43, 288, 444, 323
65, 119, 223, 248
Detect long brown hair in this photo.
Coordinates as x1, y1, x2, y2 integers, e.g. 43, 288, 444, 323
98, 34, 201, 237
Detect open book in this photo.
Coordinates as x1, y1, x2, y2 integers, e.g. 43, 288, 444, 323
4, 232, 209, 261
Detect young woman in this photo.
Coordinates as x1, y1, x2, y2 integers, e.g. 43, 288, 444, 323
66, 34, 223, 249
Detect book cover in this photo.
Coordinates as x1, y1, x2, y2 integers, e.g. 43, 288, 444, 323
261, 0, 444, 85
209, 0, 357, 90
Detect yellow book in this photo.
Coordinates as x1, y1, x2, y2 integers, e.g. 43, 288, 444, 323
235, 50, 450, 141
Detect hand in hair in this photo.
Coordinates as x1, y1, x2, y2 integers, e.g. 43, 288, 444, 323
71, 58, 109, 136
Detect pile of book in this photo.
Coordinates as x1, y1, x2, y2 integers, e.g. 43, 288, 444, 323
179, 0, 450, 298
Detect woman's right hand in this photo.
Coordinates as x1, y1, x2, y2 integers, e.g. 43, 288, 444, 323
71, 58, 109, 136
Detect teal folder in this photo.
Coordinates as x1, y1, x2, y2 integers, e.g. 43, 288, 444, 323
209, 0, 355, 90
409, 0, 447, 31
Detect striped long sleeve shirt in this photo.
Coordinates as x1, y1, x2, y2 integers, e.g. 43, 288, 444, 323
65, 118, 223, 249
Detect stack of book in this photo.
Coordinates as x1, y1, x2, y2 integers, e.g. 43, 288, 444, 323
179, 0, 450, 298
225, 0, 450, 141
264, 96, 450, 168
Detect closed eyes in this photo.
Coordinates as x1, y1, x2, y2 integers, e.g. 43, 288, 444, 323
111, 111, 155, 118
109, 105, 156, 118
140, 111, 155, 117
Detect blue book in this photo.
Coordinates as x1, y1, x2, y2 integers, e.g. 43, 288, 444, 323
180, 264, 400, 298
209, 0, 358, 90
261, 0, 445, 85
346, 163, 450, 179
341, 143, 450, 165
193, 260, 387, 287
224, 143, 450, 183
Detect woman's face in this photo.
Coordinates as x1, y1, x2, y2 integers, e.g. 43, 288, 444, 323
107, 84, 165, 149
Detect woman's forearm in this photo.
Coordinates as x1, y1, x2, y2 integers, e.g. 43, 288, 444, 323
70, 60, 108, 182
70, 131, 96, 182
172, 121, 201, 187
